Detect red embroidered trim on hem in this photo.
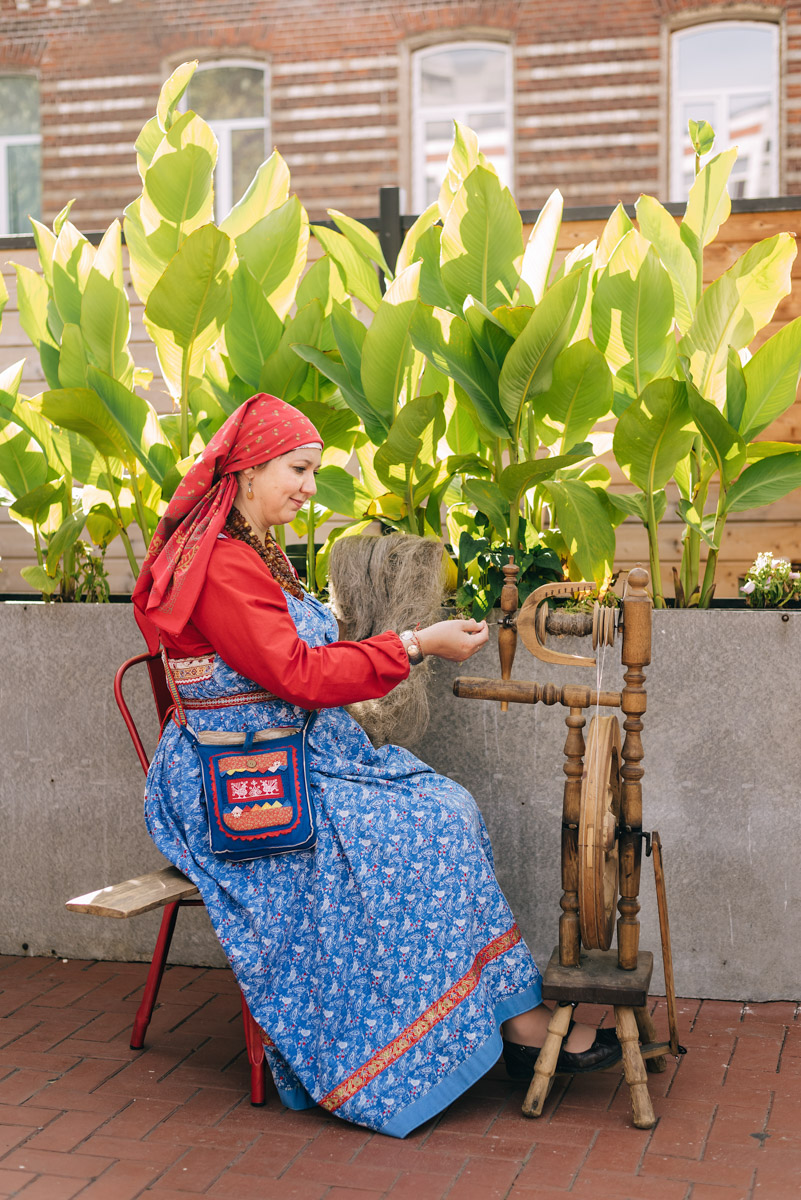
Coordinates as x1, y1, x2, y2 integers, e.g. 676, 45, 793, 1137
318, 923, 522, 1113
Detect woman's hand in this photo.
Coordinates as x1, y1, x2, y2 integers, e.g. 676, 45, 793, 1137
415, 618, 489, 662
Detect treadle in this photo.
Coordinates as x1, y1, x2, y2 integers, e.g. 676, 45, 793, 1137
66, 866, 200, 918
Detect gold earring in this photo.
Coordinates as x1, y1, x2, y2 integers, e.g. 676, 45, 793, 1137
247, 477, 253, 499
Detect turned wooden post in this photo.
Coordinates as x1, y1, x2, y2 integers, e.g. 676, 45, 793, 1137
617, 567, 652, 970
497, 558, 519, 713
559, 706, 585, 966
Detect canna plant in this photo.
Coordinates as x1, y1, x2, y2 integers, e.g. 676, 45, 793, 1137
602, 122, 801, 607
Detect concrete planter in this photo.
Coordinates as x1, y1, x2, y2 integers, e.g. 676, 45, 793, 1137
2, 602, 799, 1000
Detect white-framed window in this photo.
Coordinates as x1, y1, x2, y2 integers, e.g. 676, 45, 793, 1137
0, 75, 41, 236
670, 21, 779, 201
412, 41, 514, 212
185, 61, 269, 217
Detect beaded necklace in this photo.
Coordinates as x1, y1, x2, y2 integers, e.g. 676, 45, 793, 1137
224, 506, 305, 600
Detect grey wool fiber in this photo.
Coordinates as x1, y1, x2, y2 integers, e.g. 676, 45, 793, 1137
327, 534, 448, 748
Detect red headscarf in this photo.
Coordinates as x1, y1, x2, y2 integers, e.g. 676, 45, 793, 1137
132, 393, 322, 652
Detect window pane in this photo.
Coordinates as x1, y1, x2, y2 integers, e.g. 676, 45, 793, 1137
231, 127, 267, 202
8, 141, 41, 233
0, 75, 39, 136
188, 66, 265, 120
676, 26, 774, 91
420, 46, 507, 107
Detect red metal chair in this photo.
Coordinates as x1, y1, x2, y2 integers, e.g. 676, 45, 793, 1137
114, 651, 267, 1105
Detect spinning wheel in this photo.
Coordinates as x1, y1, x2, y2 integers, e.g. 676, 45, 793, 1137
578, 714, 621, 951
454, 565, 684, 1132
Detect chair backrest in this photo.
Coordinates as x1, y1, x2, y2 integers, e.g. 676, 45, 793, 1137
114, 652, 173, 776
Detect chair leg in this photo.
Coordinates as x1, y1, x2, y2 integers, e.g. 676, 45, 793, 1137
240, 992, 267, 1106
130, 901, 180, 1050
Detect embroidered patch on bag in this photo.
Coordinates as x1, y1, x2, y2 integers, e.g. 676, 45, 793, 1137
227, 776, 285, 803
223, 803, 294, 831
218, 749, 288, 775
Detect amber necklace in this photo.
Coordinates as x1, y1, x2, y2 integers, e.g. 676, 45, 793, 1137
224, 507, 305, 600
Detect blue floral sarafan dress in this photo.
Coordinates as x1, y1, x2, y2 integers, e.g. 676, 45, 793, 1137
145, 588, 542, 1137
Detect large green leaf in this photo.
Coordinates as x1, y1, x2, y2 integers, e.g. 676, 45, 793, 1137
462, 477, 509, 536
220, 150, 291, 239
724, 348, 747, 432
374, 394, 445, 504
411, 303, 509, 438
58, 323, 89, 388
121, 198, 165, 303
499, 446, 593, 506
498, 268, 584, 427
312, 464, 372, 518
360, 262, 421, 428
9, 480, 66, 524
81, 220, 135, 386
463, 297, 514, 380
134, 116, 164, 180
593, 203, 633, 272
87, 366, 177, 485
635, 193, 696, 334
41, 386, 129, 461
613, 377, 695, 493
52, 221, 95, 327
329, 209, 391, 278
140, 111, 216, 248
680, 148, 737, 295
13, 263, 56, 353
0, 360, 24, 413
726, 451, 801, 513
680, 233, 796, 407
312, 225, 382, 311
29, 218, 56, 288
20, 565, 60, 595
544, 478, 616, 583
519, 188, 563, 305
437, 120, 488, 222
157, 60, 197, 132
0, 423, 50, 498
295, 254, 349, 316
224, 262, 283, 390
440, 165, 522, 313
260, 300, 322, 403
687, 385, 746, 488
592, 230, 676, 402
607, 489, 667, 526
235, 196, 309, 320
396, 202, 439, 275
740, 316, 801, 441
535, 339, 613, 450
145, 224, 234, 397
46, 511, 87, 576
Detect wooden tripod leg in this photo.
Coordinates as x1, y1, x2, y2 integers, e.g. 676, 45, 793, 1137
522, 1003, 573, 1119
616, 1006, 656, 1129
634, 1006, 666, 1073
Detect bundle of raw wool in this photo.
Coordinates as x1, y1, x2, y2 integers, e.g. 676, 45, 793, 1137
327, 533, 448, 747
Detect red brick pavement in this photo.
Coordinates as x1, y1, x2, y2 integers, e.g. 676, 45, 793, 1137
0, 956, 798, 1199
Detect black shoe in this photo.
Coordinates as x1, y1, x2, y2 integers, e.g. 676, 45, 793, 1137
502, 1023, 622, 1079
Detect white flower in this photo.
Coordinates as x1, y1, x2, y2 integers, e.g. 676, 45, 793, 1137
741, 580, 756, 594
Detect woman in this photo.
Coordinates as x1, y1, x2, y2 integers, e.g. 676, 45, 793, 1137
133, 394, 619, 1138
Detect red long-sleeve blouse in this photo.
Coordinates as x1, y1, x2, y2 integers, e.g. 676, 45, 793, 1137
161, 536, 410, 709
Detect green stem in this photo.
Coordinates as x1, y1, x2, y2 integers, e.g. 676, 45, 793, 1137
493, 439, 504, 483
180, 348, 190, 459
509, 500, 519, 553
306, 505, 316, 594
274, 523, 286, 551
104, 459, 140, 577
129, 464, 151, 548
646, 490, 665, 608
698, 506, 728, 608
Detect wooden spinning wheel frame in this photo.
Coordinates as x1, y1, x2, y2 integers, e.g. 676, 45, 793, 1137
579, 714, 622, 951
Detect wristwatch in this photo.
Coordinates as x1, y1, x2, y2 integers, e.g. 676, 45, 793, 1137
398, 629, 425, 666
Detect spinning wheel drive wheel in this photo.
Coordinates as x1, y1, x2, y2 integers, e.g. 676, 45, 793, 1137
579, 714, 622, 950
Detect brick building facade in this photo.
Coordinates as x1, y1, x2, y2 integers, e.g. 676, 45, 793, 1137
1, 0, 799, 233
